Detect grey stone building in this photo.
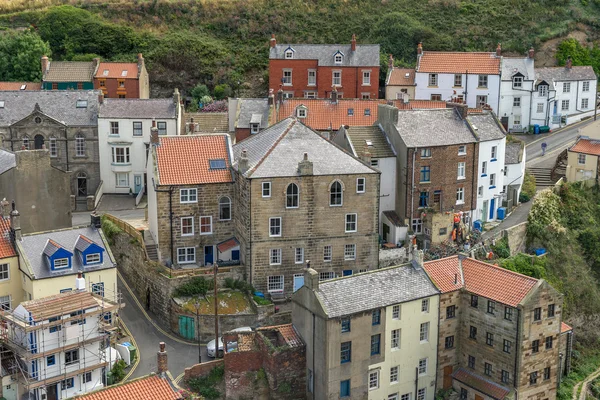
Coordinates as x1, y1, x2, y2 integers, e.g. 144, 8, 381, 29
0, 149, 71, 234
0, 90, 101, 203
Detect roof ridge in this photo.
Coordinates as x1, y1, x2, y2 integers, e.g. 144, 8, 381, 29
247, 118, 297, 177
319, 262, 414, 286
463, 257, 538, 282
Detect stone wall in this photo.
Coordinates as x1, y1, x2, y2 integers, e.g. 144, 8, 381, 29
184, 359, 224, 381
503, 221, 527, 256
437, 290, 462, 390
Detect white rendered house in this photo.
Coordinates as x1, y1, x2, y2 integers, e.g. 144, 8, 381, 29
498, 51, 536, 132
503, 142, 527, 206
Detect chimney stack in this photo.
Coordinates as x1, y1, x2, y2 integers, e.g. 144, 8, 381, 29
268, 89, 275, 106
98, 90, 104, 105
304, 268, 319, 291
92, 57, 100, 73
388, 54, 394, 70
270, 34, 277, 48
331, 86, 338, 104
411, 245, 423, 270
362, 143, 372, 164
496, 43, 502, 57
10, 201, 21, 242
351, 34, 357, 52
41, 56, 49, 77
298, 152, 313, 176
75, 272, 86, 291
238, 149, 249, 174
90, 212, 101, 228
447, 102, 468, 119
173, 88, 181, 106
528, 47, 535, 59
566, 57, 572, 69
150, 120, 159, 145
137, 53, 145, 73
277, 88, 284, 105
157, 342, 168, 375
417, 42, 423, 55
0, 199, 9, 219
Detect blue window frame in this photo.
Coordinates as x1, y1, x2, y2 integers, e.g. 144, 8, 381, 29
372, 309, 381, 325
340, 379, 351, 397
420, 166, 431, 182
371, 334, 381, 355
61, 377, 74, 390
419, 191, 429, 207
341, 341, 351, 364
341, 318, 350, 333
47, 355, 55, 366
48, 316, 61, 333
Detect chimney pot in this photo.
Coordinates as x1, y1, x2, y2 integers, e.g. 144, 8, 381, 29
239, 149, 249, 174
10, 203, 21, 242
351, 34, 357, 52
388, 54, 394, 70
0, 199, 9, 219
496, 43, 502, 57
150, 126, 159, 145
331, 86, 338, 104
157, 342, 168, 375
417, 42, 423, 55
270, 34, 277, 48
528, 47, 535, 59
566, 57, 572, 69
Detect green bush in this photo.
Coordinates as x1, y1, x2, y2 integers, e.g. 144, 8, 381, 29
110, 360, 127, 383
213, 83, 232, 100
520, 172, 536, 203
253, 295, 272, 306
491, 237, 511, 259
187, 365, 224, 400
224, 278, 255, 294
0, 29, 51, 81
100, 216, 122, 245
174, 277, 214, 297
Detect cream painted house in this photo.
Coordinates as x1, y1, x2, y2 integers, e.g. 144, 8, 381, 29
566, 136, 600, 186
0, 208, 20, 311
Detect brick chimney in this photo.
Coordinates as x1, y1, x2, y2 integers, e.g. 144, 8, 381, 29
362, 143, 372, 164
0, 199, 9, 219
417, 42, 423, 55
10, 202, 21, 241
303, 268, 319, 291
447, 102, 468, 119
566, 57, 572, 69
298, 152, 313, 176
238, 149, 249, 174
496, 43, 502, 57
351, 34, 357, 52
528, 47, 535, 59
270, 34, 277, 48
150, 120, 159, 145
388, 54, 394, 70
41, 55, 49, 76
92, 57, 100, 74
268, 89, 275, 106
98, 91, 104, 105
157, 342, 168, 375
277, 88, 284, 105
331, 86, 338, 104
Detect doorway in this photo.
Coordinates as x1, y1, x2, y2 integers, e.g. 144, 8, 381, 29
482, 200, 488, 222
293, 274, 304, 292
500, 116, 509, 131
134, 175, 142, 194
178, 316, 195, 340
383, 223, 390, 243
47, 384, 58, 400
77, 172, 87, 197
204, 245, 213, 266
443, 366, 453, 389
34, 134, 45, 150
490, 198, 496, 220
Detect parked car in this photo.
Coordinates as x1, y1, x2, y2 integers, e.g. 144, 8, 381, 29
206, 326, 252, 357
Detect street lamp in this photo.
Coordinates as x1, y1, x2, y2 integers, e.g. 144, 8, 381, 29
192, 298, 202, 364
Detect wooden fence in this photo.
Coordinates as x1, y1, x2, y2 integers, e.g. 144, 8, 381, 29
103, 213, 150, 261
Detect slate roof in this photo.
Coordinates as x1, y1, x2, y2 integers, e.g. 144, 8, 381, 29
96, 62, 139, 79
78, 375, 181, 400
44, 61, 96, 82
466, 112, 506, 142
237, 98, 270, 129
569, 137, 600, 156
43, 239, 65, 257
392, 100, 447, 110
395, 108, 478, 148
501, 57, 535, 81
99, 98, 177, 119
315, 264, 439, 318
0, 217, 16, 259
452, 367, 510, 400
382, 210, 405, 227
423, 256, 539, 307
0, 91, 99, 126
417, 52, 501, 74
535, 66, 597, 82
0, 82, 41, 91
20, 290, 100, 321
232, 118, 376, 179
75, 235, 95, 252
505, 142, 523, 164
387, 68, 416, 86
0, 149, 16, 175
155, 134, 233, 185
19, 226, 115, 280
276, 99, 380, 130
270, 44, 380, 67
344, 125, 395, 158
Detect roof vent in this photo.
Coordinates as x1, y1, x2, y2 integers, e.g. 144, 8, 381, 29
366, 141, 373, 147
0, 101, 4, 108
472, 124, 478, 131
405, 73, 410, 78
121, 70, 128, 77
76, 100, 88, 108
20, 84, 26, 90
103, 70, 109, 76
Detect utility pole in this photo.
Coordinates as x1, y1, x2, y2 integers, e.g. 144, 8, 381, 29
214, 261, 219, 358
193, 299, 202, 364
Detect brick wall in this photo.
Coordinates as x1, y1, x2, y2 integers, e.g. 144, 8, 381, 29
235, 128, 251, 143
94, 78, 141, 99
184, 359, 224, 381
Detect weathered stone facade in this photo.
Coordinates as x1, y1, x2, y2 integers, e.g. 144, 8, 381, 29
436, 290, 462, 390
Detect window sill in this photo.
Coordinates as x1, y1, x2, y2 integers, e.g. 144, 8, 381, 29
181, 234, 195, 237
344, 258, 356, 261
489, 186, 496, 189
345, 231, 357, 234
456, 201, 465, 205
477, 86, 488, 89
362, 84, 371, 87
490, 158, 497, 162
481, 174, 487, 177
427, 86, 439, 88
457, 177, 466, 181
452, 86, 463, 89
420, 181, 431, 184
458, 153, 467, 156
200, 232, 213, 236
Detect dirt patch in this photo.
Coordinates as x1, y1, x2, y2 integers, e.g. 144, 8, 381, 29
181, 291, 253, 315
536, 30, 590, 67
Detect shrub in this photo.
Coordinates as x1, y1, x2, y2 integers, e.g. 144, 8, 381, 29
187, 365, 224, 400
191, 84, 210, 103
110, 360, 127, 383
100, 216, 122, 245
224, 278, 255, 294
213, 83, 232, 100
253, 295, 272, 306
491, 237, 511, 259
520, 172, 536, 202
174, 277, 214, 297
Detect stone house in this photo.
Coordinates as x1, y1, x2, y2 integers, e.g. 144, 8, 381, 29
41, 57, 97, 91
232, 117, 379, 296
268, 34, 380, 100
291, 252, 440, 400
0, 90, 101, 201
386, 63, 416, 101
423, 255, 570, 400
94, 54, 150, 99
566, 136, 600, 185
147, 134, 237, 268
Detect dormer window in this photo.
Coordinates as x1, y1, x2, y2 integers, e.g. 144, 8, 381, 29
75, 235, 104, 266
86, 253, 101, 264
538, 85, 547, 97
513, 76, 523, 88
297, 107, 307, 118
121, 70, 128, 77
250, 123, 260, 134
285, 50, 294, 59
334, 53, 343, 64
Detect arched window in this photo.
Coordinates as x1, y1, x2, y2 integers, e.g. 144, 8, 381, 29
34, 134, 45, 150
219, 196, 231, 221
75, 133, 85, 157
286, 183, 299, 208
330, 181, 343, 206
22, 135, 29, 150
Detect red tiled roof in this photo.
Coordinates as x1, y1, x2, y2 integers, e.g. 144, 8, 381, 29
570, 138, 600, 156
276, 99, 381, 130
217, 237, 239, 252
561, 322, 573, 333
0, 218, 15, 259
156, 135, 233, 185
257, 323, 304, 348
423, 256, 463, 293
96, 63, 139, 79
392, 100, 447, 110
0, 82, 41, 91
388, 68, 416, 86
452, 367, 510, 400
78, 375, 180, 400
418, 52, 501, 74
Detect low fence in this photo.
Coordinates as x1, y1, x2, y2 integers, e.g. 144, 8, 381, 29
93, 180, 104, 209
135, 184, 145, 206
103, 213, 150, 261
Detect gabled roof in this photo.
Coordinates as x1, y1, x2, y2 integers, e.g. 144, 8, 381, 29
43, 239, 68, 257
20, 290, 100, 321
466, 112, 506, 142
452, 367, 510, 400
270, 44, 380, 67
77, 374, 181, 400
344, 125, 395, 158
501, 57, 535, 81
569, 136, 600, 156
237, 98, 270, 129
417, 52, 501, 75
561, 322, 573, 333
314, 264, 439, 318
232, 118, 376, 179
74, 235, 99, 252
535, 66, 597, 82
96, 62, 139, 79
423, 256, 539, 307
0, 82, 41, 91
155, 134, 233, 185
44, 61, 96, 82
276, 99, 380, 130
99, 98, 177, 119
387, 68, 416, 86
0, 217, 15, 259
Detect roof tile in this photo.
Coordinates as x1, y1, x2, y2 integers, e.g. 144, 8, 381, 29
0, 218, 15, 259
0, 82, 41, 91
270, 44, 380, 67
257, 323, 304, 348
452, 367, 510, 400
276, 99, 380, 130
418, 52, 501, 75
570, 137, 600, 156
392, 100, 447, 110
344, 125, 395, 158
77, 375, 180, 400
561, 322, 573, 333
388, 68, 416, 86
96, 63, 138, 79
45, 61, 96, 82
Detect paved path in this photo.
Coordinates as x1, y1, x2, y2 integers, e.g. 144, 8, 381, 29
72, 209, 147, 229
573, 364, 600, 400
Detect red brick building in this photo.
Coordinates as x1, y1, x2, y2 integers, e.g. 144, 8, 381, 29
93, 53, 150, 99
268, 34, 380, 99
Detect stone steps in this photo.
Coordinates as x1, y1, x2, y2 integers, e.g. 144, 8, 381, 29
146, 244, 159, 261
527, 167, 554, 187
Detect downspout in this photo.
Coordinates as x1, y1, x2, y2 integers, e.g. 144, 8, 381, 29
464, 70, 468, 105
410, 149, 415, 225
434, 296, 441, 390
312, 312, 316, 400
65, 127, 70, 171
248, 179, 252, 285
356, 67, 359, 99
9, 126, 13, 151
528, 84, 534, 128
513, 307, 521, 400
546, 90, 556, 126
471, 142, 477, 221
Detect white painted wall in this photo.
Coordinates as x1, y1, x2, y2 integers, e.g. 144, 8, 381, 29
498, 79, 535, 132
414, 72, 501, 113
531, 79, 597, 129
503, 147, 527, 203
474, 138, 506, 223
374, 156, 397, 232
98, 117, 178, 194
146, 146, 159, 252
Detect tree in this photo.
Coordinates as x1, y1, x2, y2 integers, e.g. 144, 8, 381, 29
213, 83, 232, 100
191, 84, 210, 105
0, 30, 51, 82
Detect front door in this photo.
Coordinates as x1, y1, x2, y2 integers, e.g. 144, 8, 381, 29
383, 223, 390, 243
500, 116, 509, 131
34, 134, 45, 150
482, 200, 488, 222
134, 175, 142, 194
178, 316, 195, 340
204, 245, 213, 266
47, 384, 58, 400
231, 250, 240, 261
293, 274, 304, 292
443, 366, 453, 389
343, 270, 353, 276
490, 198, 495, 220
475, 395, 484, 400
77, 173, 87, 197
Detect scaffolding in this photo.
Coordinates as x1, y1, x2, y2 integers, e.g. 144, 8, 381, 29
0, 280, 123, 400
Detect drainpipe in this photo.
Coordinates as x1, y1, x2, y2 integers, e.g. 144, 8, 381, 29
312, 312, 316, 400
513, 307, 521, 399
410, 149, 416, 226
415, 366, 419, 400
65, 127, 70, 171
471, 142, 477, 219
464, 70, 469, 106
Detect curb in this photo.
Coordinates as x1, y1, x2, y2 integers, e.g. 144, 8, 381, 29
121, 319, 140, 382
527, 117, 593, 147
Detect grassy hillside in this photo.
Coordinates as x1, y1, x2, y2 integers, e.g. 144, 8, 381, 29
0, 0, 599, 95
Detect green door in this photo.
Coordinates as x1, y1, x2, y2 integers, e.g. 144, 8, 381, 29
178, 316, 195, 340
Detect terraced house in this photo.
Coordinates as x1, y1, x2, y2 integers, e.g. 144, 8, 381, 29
424, 255, 572, 400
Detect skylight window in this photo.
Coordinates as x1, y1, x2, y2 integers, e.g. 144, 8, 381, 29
121, 70, 128, 77
366, 141, 373, 147
209, 159, 227, 170
103, 70, 109, 76
0, 101, 4, 108
20, 84, 26, 90
76, 100, 88, 108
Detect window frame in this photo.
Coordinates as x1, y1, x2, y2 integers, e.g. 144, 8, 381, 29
537, 103, 544, 113
454, 74, 462, 87
457, 162, 466, 180
219, 196, 231, 221
323, 245, 332, 262
344, 244, 356, 260
180, 188, 198, 204
446, 305, 456, 319
341, 318, 351, 333
478, 75, 488, 88
392, 305, 400, 320
582, 98, 589, 109
269, 217, 282, 237
583, 81, 590, 92
420, 166, 431, 183
332, 70, 342, 86
282, 69, 292, 86
503, 339, 511, 354
456, 187, 464, 204
307, 69, 316, 86
341, 341, 352, 364
563, 82, 571, 93
370, 333, 381, 355
330, 181, 343, 206
286, 183, 299, 208
445, 335, 455, 349
428, 74, 438, 87
548, 304, 555, 317
391, 329, 400, 349
418, 358, 428, 375
533, 307, 542, 321
458, 145, 467, 156
372, 309, 381, 325
267, 275, 284, 293
269, 249, 282, 266
561, 99, 570, 111
487, 300, 496, 314
369, 370, 379, 390
390, 366, 399, 384
345, 213, 357, 233
109, 121, 119, 135
180, 216, 194, 236
112, 146, 130, 164
295, 248, 304, 264
420, 322, 429, 342
0, 263, 9, 281
484, 362, 493, 376
133, 121, 143, 136
362, 71, 371, 86
356, 177, 366, 193
199, 216, 213, 235
486, 332, 494, 346
513, 76, 523, 88
262, 182, 271, 198
177, 247, 195, 264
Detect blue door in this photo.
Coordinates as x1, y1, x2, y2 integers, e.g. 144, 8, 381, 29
293, 274, 304, 292
231, 250, 240, 261
204, 246, 213, 265
134, 175, 142, 194
489, 198, 495, 220
343, 270, 353, 276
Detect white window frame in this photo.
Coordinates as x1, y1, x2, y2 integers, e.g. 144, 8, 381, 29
181, 216, 194, 236
420, 322, 429, 342
583, 81, 590, 92
330, 181, 343, 206
390, 366, 399, 384
561, 100, 570, 111
563, 82, 571, 93
344, 244, 356, 260
418, 388, 426, 400
458, 145, 466, 156
319, 271, 335, 281
412, 218, 422, 234
491, 146, 497, 159
262, 182, 271, 198
75, 134, 85, 157
513, 76, 523, 88
402, 394, 411, 400
110, 121, 119, 135
199, 216, 212, 235
267, 275, 284, 293
219, 196, 231, 221
334, 54, 343, 64
582, 98, 589, 109
345, 213, 357, 233
85, 254, 100, 264
177, 247, 195, 264
115, 172, 129, 188
428, 74, 438, 86
269, 217, 282, 237
392, 304, 400, 319
112, 147, 130, 164
454, 74, 462, 87
578, 154, 586, 165
513, 97, 521, 107
295, 248, 304, 264
304, 92, 317, 99
282, 69, 292, 86
539, 85, 547, 97
513, 114, 521, 126
133, 121, 143, 136
269, 249, 282, 266
482, 161, 487, 175
297, 108, 307, 118
332, 70, 342, 86
476, 95, 488, 107
421, 299, 429, 313
49, 137, 57, 157
457, 162, 466, 180
157, 121, 167, 135
537, 103, 544, 113
391, 329, 400, 349
369, 370, 379, 390
250, 123, 260, 134
285, 50, 293, 59
356, 177, 366, 193
418, 358, 428, 375
490, 173, 496, 187
180, 188, 198, 203
478, 186, 483, 196
0, 264, 9, 281
323, 245, 332, 262
307, 70, 316, 86
478, 75, 488, 88
371, 159, 379, 167
362, 71, 371, 86
0, 295, 10, 311
456, 188, 465, 204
